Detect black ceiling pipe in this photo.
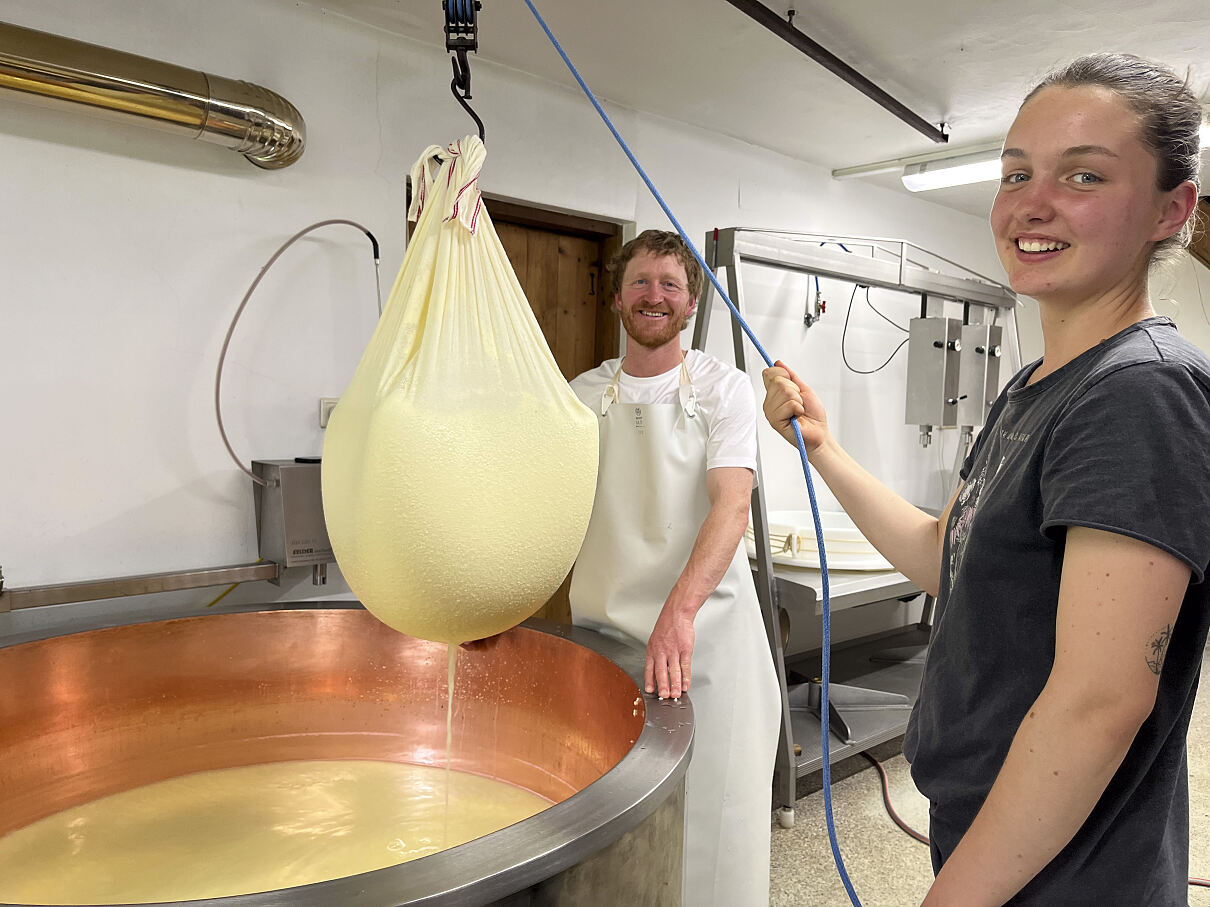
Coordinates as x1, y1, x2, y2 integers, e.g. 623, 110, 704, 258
723, 0, 948, 144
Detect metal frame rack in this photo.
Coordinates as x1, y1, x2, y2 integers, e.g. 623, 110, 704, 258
691, 228, 1017, 827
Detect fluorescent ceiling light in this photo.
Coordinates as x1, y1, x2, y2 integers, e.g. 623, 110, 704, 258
846, 121, 1207, 195
901, 149, 1002, 192
832, 143, 1002, 181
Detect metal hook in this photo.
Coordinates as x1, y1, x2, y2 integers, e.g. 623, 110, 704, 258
449, 51, 485, 143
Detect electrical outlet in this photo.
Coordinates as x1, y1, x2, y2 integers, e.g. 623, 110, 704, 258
319, 397, 340, 429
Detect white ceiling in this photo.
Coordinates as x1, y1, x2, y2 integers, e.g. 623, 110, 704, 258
313, 0, 1210, 218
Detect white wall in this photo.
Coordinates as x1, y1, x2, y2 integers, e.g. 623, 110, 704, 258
5, 0, 1203, 637
1154, 253, 1210, 353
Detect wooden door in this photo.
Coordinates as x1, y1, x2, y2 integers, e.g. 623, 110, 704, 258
1192, 197, 1210, 271
490, 203, 621, 380
488, 200, 622, 624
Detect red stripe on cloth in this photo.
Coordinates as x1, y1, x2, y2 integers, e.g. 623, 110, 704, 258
446, 175, 479, 226
445, 139, 461, 187
415, 176, 427, 218
450, 177, 477, 210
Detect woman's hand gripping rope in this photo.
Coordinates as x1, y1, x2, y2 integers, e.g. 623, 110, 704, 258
762, 360, 831, 453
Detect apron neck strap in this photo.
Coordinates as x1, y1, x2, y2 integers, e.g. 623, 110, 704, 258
600, 360, 625, 416
600, 353, 697, 418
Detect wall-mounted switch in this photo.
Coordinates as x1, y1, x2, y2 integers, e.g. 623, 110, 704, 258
319, 397, 339, 429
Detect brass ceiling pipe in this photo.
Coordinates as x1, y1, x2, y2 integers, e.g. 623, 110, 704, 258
0, 20, 305, 168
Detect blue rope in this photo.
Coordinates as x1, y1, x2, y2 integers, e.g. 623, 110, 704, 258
521, 1, 860, 903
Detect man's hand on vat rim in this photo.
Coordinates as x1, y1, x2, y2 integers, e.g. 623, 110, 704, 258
645, 602, 696, 701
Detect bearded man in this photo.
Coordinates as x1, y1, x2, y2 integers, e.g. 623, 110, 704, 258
568, 230, 780, 906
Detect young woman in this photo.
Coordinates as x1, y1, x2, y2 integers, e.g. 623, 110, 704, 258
763, 54, 1210, 905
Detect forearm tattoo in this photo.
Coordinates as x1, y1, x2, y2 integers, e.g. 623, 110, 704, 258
1145, 625, 1173, 676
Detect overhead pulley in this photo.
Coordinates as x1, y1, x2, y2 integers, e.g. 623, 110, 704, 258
443, 0, 485, 142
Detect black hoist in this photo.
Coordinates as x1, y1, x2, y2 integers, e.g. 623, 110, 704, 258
443, 0, 485, 142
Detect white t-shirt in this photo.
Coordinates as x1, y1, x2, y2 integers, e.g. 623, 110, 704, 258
570, 348, 758, 474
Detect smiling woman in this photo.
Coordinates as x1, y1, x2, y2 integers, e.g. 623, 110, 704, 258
1020, 56, 1206, 259
991, 68, 1202, 339
762, 53, 1210, 906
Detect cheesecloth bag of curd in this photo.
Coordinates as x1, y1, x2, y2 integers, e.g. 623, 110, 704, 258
322, 136, 599, 644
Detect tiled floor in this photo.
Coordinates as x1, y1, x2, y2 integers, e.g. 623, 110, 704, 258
770, 641, 1210, 906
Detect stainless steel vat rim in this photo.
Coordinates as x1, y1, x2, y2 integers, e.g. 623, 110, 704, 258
0, 604, 694, 907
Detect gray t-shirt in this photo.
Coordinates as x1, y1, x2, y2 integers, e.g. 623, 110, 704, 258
904, 317, 1210, 905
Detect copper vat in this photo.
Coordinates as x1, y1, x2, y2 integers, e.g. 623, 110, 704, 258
0, 605, 692, 906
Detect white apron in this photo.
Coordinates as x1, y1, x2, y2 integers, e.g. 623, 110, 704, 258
569, 357, 780, 907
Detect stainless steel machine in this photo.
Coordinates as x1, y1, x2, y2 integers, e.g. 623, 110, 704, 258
905, 313, 1005, 448
252, 459, 335, 585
